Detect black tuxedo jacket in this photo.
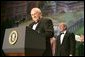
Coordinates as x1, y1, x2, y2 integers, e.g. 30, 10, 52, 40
28, 17, 54, 56
55, 31, 76, 56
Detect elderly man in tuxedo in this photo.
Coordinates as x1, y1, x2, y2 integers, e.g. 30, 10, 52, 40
28, 7, 54, 56
55, 22, 76, 56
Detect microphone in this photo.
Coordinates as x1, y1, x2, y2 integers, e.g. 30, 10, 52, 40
15, 18, 25, 27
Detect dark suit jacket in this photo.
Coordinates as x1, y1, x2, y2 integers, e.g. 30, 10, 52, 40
28, 17, 54, 56
55, 31, 76, 56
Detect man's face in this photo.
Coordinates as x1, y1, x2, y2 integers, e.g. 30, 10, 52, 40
31, 10, 41, 22
58, 24, 65, 32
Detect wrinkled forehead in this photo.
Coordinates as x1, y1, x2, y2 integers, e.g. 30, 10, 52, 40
31, 8, 41, 14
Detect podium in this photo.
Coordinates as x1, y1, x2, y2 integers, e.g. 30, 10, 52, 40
2, 26, 46, 56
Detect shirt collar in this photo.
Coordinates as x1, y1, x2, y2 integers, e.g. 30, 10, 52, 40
61, 30, 67, 34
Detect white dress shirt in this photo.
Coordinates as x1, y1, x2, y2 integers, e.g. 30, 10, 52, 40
60, 30, 66, 44
32, 23, 38, 30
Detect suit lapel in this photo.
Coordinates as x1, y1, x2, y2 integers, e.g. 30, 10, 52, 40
61, 31, 69, 45
35, 21, 41, 31
35, 19, 43, 31
57, 34, 61, 45
29, 22, 35, 28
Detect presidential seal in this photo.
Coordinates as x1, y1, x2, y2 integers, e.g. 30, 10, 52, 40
9, 30, 18, 45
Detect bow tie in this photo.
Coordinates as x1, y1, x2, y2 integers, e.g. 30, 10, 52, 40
60, 32, 64, 35
34, 22, 38, 24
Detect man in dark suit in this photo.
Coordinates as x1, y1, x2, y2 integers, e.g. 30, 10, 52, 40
55, 22, 76, 56
28, 7, 54, 56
